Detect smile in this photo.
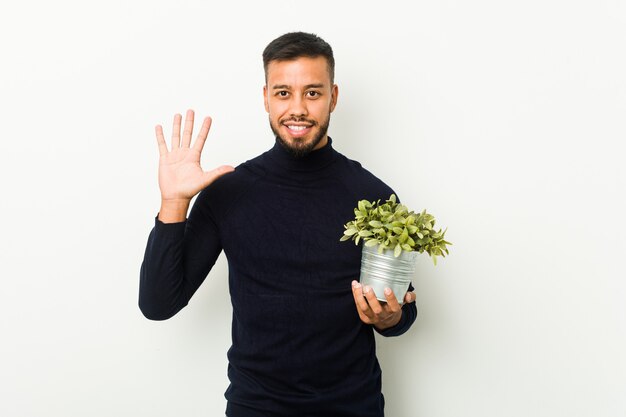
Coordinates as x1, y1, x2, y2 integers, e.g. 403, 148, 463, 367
286, 125, 309, 131
282, 122, 314, 137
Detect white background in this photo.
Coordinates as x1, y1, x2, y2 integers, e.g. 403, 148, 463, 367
1, 1, 624, 416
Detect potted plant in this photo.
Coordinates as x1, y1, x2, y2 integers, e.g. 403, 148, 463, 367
340, 194, 451, 303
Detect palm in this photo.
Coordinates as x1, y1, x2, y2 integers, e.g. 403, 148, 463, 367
156, 110, 233, 201
159, 146, 206, 200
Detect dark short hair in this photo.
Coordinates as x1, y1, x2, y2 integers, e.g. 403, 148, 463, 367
262, 32, 335, 84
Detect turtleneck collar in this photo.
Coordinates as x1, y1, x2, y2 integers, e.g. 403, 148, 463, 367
267, 136, 337, 172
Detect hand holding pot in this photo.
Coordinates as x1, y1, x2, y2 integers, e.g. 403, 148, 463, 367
351, 280, 416, 331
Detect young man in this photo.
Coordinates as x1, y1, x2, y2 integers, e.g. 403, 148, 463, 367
140, 32, 417, 417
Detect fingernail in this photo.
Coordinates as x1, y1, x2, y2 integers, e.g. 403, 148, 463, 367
384, 287, 392, 296
363, 286, 370, 294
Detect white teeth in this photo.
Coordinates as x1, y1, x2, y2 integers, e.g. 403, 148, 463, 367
287, 125, 307, 131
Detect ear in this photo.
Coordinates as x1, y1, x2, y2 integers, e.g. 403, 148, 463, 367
263, 85, 269, 113
330, 84, 339, 113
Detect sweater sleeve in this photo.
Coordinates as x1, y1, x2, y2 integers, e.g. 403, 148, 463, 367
374, 283, 417, 337
138, 189, 222, 320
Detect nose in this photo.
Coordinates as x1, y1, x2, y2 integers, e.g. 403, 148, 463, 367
288, 95, 308, 118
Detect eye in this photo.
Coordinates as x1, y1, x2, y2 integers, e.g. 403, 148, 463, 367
276, 91, 289, 98
306, 91, 321, 98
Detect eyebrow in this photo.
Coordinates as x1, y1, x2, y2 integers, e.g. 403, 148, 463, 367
271, 83, 326, 90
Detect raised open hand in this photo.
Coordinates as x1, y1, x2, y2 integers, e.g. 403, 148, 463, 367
156, 110, 234, 202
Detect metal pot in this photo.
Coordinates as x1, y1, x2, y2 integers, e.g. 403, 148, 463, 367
359, 245, 420, 305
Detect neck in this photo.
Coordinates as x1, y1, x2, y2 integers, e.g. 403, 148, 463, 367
268, 136, 337, 172
313, 135, 329, 151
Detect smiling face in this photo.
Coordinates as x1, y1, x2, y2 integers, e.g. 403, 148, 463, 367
264, 56, 338, 158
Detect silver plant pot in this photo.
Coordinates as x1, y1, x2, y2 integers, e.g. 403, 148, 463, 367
359, 245, 420, 305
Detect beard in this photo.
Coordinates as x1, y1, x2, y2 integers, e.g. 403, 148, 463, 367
269, 113, 331, 158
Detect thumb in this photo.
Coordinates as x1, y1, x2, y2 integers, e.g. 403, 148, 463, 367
203, 165, 235, 185
404, 291, 416, 304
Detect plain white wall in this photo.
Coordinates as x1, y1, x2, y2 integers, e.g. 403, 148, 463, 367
1, 1, 624, 416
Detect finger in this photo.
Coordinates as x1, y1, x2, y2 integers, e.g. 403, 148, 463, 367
182, 109, 195, 148
362, 286, 383, 315
404, 291, 416, 304
171, 113, 182, 149
193, 116, 213, 153
351, 281, 373, 319
155, 125, 168, 156
383, 287, 401, 313
202, 165, 235, 187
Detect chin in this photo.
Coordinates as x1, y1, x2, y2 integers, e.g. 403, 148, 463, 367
277, 134, 322, 158
269, 117, 329, 158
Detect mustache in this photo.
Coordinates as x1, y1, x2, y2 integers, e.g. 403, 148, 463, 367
280, 117, 317, 125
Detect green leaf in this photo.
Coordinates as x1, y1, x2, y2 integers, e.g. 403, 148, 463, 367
369, 220, 383, 228
394, 243, 402, 257
358, 230, 373, 237
340, 234, 352, 242
400, 227, 409, 243
365, 239, 379, 247
344, 228, 358, 236
395, 205, 408, 216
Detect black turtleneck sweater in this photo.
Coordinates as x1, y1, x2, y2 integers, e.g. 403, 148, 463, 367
139, 138, 417, 417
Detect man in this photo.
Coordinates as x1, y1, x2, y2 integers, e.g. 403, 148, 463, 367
140, 32, 417, 417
